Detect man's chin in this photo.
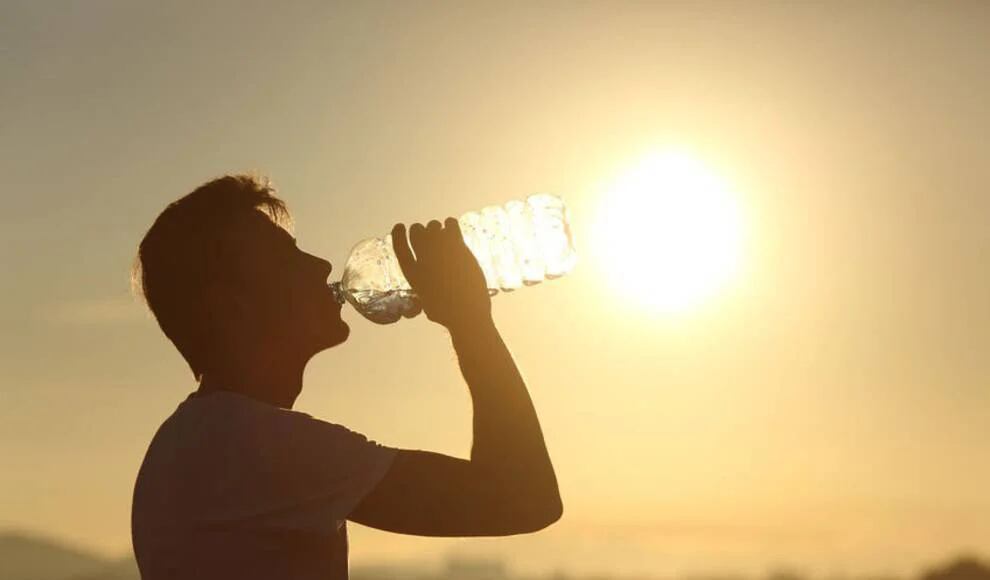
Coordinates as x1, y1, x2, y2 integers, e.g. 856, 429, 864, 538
334, 322, 350, 345
321, 321, 350, 349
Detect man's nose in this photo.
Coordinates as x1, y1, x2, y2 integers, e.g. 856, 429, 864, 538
307, 253, 333, 279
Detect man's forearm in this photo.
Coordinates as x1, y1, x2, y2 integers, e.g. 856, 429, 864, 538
449, 316, 561, 506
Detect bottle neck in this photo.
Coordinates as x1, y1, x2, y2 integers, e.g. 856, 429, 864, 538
328, 281, 346, 305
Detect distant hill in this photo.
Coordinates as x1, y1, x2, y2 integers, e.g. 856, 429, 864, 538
2, 528, 987, 580
68, 557, 139, 580
0, 531, 137, 580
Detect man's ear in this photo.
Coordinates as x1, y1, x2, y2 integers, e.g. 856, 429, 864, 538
202, 279, 250, 324
228, 288, 252, 319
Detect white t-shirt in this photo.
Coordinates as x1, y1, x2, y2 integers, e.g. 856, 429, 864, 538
132, 390, 397, 580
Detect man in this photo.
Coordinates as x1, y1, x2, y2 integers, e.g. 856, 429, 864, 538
131, 175, 562, 579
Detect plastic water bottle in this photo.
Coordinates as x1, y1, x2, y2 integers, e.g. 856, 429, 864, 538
330, 194, 577, 324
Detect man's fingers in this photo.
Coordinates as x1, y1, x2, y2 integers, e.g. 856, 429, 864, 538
444, 217, 473, 261
391, 223, 417, 285
409, 222, 428, 257
424, 220, 444, 258
443, 217, 462, 246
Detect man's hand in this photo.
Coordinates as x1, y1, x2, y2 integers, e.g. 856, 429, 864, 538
351, 220, 562, 537
391, 219, 492, 332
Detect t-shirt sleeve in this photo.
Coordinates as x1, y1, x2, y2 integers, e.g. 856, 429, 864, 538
240, 408, 398, 530
301, 416, 398, 521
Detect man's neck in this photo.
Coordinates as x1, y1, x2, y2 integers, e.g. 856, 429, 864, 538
198, 357, 306, 409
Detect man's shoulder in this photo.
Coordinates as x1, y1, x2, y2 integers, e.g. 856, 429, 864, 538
162, 391, 370, 449
170, 390, 313, 426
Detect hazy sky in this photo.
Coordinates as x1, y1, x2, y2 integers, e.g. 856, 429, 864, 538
2, 1, 988, 577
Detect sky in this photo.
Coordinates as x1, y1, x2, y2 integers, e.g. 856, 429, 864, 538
2, 1, 989, 577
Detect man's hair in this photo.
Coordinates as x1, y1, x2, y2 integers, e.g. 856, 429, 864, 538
133, 174, 292, 379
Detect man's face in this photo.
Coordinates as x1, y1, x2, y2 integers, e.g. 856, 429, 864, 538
220, 211, 349, 357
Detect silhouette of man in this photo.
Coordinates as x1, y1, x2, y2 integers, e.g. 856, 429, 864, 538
130, 175, 562, 579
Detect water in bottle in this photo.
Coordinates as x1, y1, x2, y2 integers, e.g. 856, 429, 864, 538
330, 194, 577, 324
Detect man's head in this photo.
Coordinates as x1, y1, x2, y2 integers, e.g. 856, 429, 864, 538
134, 175, 348, 380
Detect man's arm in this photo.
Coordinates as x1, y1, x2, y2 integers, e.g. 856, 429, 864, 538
347, 220, 562, 536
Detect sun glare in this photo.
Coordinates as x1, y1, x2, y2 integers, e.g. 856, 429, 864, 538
592, 149, 745, 315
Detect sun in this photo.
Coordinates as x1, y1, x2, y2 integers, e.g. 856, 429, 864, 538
592, 149, 745, 315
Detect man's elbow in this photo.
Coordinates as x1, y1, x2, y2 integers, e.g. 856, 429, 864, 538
516, 492, 563, 533
543, 494, 564, 527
